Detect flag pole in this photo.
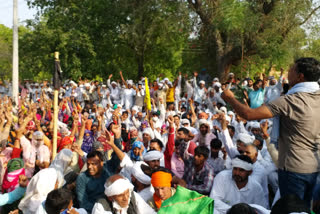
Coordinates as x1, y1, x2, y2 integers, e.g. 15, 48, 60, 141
52, 52, 59, 161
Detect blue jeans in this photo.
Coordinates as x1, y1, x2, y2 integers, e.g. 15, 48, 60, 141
278, 169, 318, 206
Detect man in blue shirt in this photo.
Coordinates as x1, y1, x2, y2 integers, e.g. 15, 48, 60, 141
76, 125, 125, 212
247, 76, 267, 109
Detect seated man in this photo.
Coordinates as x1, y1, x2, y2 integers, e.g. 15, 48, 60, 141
76, 127, 125, 212
131, 162, 154, 202
210, 155, 267, 214
143, 150, 163, 170
92, 174, 156, 213
182, 145, 214, 195
148, 168, 214, 213
36, 188, 87, 214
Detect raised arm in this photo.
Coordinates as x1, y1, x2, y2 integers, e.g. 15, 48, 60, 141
221, 89, 273, 121
119, 71, 128, 89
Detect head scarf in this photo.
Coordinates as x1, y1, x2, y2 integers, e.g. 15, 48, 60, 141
81, 130, 94, 153
151, 171, 172, 208
2, 158, 25, 193
50, 149, 73, 176
19, 168, 58, 213
57, 136, 74, 153
130, 141, 145, 161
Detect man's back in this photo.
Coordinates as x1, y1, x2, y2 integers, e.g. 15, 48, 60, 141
266, 90, 320, 173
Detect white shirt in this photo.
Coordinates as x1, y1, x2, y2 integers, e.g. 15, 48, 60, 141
138, 186, 154, 202
207, 151, 226, 176
210, 170, 267, 214
92, 191, 156, 214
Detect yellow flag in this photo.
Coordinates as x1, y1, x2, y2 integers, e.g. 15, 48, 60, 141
144, 77, 152, 111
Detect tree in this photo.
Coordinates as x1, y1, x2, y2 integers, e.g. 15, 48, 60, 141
187, 0, 320, 79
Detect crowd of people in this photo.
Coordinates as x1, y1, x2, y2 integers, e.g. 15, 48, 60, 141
0, 57, 319, 214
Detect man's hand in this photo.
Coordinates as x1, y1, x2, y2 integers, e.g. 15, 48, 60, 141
72, 143, 84, 157
260, 121, 269, 139
221, 89, 235, 102
167, 115, 174, 128
111, 124, 121, 139
108, 74, 113, 79
105, 129, 115, 147
220, 113, 227, 130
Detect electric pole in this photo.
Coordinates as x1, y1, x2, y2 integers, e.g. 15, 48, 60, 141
12, 0, 19, 105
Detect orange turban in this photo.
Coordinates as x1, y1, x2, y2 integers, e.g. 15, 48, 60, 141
151, 171, 172, 188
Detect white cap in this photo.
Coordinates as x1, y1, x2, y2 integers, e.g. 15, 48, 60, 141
199, 80, 205, 85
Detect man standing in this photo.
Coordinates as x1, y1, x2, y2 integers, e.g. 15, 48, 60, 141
222, 57, 320, 205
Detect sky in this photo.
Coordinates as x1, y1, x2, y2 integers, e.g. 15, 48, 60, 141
0, 0, 37, 28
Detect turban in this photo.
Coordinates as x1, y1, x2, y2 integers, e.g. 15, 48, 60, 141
151, 171, 172, 188
220, 107, 227, 114
198, 112, 208, 119
250, 122, 261, 129
232, 157, 253, 171
143, 150, 163, 162
199, 80, 205, 85
104, 178, 134, 197
213, 77, 219, 82
213, 82, 221, 88
237, 133, 255, 145
84, 83, 90, 87
227, 111, 234, 116
127, 80, 134, 85
199, 119, 209, 127
142, 128, 154, 139
131, 162, 151, 185
181, 119, 190, 125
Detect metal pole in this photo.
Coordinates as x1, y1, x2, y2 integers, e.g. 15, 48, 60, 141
12, 0, 19, 105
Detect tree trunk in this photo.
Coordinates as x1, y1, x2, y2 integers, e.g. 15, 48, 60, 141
137, 53, 144, 79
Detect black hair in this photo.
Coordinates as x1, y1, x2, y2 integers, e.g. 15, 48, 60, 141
177, 127, 190, 135
150, 138, 164, 149
45, 188, 73, 214
253, 79, 262, 86
173, 115, 180, 119
122, 111, 129, 115
254, 135, 264, 146
295, 57, 320, 82
227, 203, 257, 214
194, 146, 210, 159
271, 194, 311, 214
235, 154, 253, 164
227, 125, 235, 133
87, 150, 104, 161
283, 83, 290, 94
210, 138, 222, 149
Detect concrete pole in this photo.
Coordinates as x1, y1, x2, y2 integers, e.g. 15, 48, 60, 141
12, 0, 19, 105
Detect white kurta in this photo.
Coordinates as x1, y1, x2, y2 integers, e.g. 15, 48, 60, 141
92, 191, 156, 214
210, 170, 268, 214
